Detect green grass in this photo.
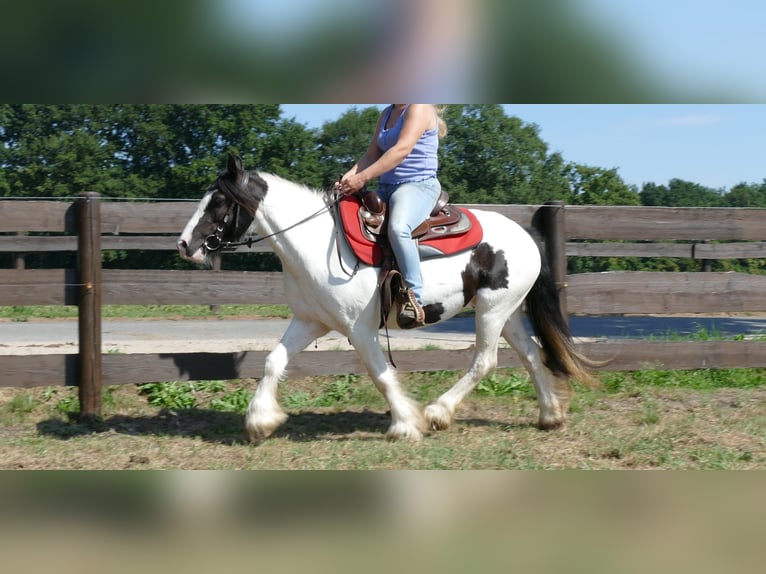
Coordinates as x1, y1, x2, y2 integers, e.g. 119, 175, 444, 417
7, 393, 38, 415
645, 322, 766, 342
476, 372, 530, 397
602, 368, 766, 392
0, 304, 291, 321
127, 367, 766, 414
2, 366, 766, 469
656, 322, 725, 341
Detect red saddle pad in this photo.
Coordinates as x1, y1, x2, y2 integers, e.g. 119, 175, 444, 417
338, 195, 483, 266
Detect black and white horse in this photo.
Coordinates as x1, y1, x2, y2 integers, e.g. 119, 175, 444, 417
178, 154, 599, 442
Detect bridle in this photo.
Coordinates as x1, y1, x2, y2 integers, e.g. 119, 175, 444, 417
203, 202, 253, 252
203, 177, 343, 253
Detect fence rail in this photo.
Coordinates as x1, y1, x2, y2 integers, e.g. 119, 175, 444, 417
2, 195, 766, 419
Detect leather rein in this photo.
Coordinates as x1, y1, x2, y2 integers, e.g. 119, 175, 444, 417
203, 184, 343, 253
203, 184, 399, 364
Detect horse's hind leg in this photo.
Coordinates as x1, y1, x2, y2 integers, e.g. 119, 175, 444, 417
244, 317, 329, 443
501, 310, 572, 429
425, 302, 507, 431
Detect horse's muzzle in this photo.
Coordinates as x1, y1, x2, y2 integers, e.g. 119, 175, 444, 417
176, 239, 188, 255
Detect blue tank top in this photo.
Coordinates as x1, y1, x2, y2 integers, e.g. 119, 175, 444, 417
377, 105, 439, 185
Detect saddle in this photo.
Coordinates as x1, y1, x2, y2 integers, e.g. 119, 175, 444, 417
357, 189, 471, 244
338, 189, 482, 267
337, 189, 484, 329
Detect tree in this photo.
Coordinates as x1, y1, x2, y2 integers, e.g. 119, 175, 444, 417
640, 178, 724, 207
725, 181, 766, 207
260, 118, 322, 187
314, 106, 381, 189
439, 105, 570, 204
162, 104, 287, 198
0, 104, 313, 200
564, 164, 640, 205
0, 104, 124, 198
639, 182, 668, 206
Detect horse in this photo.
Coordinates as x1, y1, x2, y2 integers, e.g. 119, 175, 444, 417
177, 153, 601, 443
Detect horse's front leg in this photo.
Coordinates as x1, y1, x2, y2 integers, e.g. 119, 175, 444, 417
348, 328, 427, 441
245, 317, 329, 443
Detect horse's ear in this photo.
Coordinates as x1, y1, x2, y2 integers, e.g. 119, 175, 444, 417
227, 153, 243, 177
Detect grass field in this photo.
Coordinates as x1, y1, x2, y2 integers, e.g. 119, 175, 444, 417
2, 367, 764, 470
0, 304, 293, 321
2, 304, 764, 469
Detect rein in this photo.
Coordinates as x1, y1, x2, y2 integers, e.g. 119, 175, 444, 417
203, 193, 342, 253
203, 183, 399, 364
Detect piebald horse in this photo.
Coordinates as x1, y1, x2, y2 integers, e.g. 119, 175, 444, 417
178, 154, 599, 442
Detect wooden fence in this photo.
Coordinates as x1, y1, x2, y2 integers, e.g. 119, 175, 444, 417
2, 194, 766, 419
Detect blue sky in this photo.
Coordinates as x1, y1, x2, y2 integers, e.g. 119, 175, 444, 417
281, 104, 766, 191
580, 0, 766, 96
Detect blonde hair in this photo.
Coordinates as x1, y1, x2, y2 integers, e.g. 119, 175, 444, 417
435, 105, 448, 139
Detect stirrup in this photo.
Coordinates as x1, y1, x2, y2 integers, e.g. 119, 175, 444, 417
396, 289, 425, 329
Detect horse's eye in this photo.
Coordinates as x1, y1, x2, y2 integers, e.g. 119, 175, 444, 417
210, 194, 226, 208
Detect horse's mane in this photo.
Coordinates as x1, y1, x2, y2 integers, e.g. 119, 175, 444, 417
214, 168, 269, 217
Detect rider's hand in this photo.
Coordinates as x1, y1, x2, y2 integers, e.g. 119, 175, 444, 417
339, 174, 366, 195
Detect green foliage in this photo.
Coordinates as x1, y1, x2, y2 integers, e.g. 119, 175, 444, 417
314, 375, 367, 407
41, 386, 85, 416
136, 380, 253, 413
210, 388, 251, 413
3, 104, 765, 276
476, 372, 529, 397
726, 181, 766, 207
55, 395, 80, 417
0, 304, 290, 320
314, 106, 381, 189
2, 104, 761, 209
439, 105, 571, 204
640, 179, 726, 207
7, 393, 38, 415
565, 164, 640, 205
0, 104, 296, 200
637, 395, 661, 426
281, 375, 383, 410
137, 382, 198, 410
603, 368, 766, 392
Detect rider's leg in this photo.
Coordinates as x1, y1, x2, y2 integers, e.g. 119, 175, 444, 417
385, 178, 442, 327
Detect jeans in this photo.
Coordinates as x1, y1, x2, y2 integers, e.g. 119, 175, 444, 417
376, 177, 442, 303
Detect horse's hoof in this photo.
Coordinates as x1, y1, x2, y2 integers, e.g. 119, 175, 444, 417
537, 416, 566, 431
243, 428, 265, 445
385, 422, 424, 442
424, 402, 453, 431
244, 410, 288, 443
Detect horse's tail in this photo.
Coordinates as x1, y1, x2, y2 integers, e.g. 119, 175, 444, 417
525, 232, 603, 389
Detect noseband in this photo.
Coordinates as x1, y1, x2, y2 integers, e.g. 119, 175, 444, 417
203, 202, 248, 252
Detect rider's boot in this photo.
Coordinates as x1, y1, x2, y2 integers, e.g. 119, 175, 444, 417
396, 287, 426, 329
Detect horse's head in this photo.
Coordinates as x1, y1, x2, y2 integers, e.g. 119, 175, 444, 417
177, 153, 267, 264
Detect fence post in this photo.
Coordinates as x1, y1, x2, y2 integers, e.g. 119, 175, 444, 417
209, 256, 222, 314
700, 241, 713, 272
13, 232, 25, 269
542, 200, 568, 322
76, 192, 102, 422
